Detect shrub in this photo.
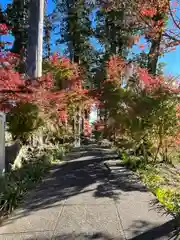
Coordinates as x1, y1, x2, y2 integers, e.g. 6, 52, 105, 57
6, 103, 43, 143
140, 170, 165, 190
137, 168, 180, 217
155, 187, 180, 215
121, 153, 145, 170
48, 143, 72, 162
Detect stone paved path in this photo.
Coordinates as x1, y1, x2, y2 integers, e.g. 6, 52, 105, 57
0, 145, 177, 240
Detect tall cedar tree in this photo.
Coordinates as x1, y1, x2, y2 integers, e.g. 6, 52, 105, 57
53, 0, 96, 88
4, 0, 30, 55
43, 13, 53, 58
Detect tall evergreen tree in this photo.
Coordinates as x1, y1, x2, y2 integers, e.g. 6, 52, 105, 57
5, 0, 30, 55
95, 2, 138, 59
43, 13, 53, 58
53, 0, 96, 87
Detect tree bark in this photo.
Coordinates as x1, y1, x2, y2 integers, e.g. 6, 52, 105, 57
147, 31, 162, 75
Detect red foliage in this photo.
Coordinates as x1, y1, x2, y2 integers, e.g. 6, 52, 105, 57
137, 67, 180, 94
106, 56, 125, 82
59, 110, 68, 122
0, 24, 8, 35
94, 120, 105, 132
83, 119, 92, 136
0, 32, 94, 124
50, 53, 72, 69
137, 68, 162, 90
140, 7, 157, 18
105, 55, 180, 95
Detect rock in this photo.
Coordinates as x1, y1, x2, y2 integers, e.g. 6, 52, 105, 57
5, 140, 22, 171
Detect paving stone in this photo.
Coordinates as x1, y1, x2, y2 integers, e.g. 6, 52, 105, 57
53, 204, 124, 239
0, 231, 52, 240
0, 205, 63, 234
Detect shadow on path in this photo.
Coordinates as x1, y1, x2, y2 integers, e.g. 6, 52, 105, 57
25, 232, 120, 240
2, 145, 178, 240
2, 145, 147, 226
128, 219, 179, 240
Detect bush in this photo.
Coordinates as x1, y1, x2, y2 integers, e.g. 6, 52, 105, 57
138, 168, 180, 218
121, 153, 145, 170
6, 103, 43, 143
48, 143, 72, 162
140, 170, 165, 190
155, 187, 180, 215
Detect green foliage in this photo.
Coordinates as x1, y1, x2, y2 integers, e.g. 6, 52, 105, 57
53, 0, 96, 86
93, 129, 103, 141
121, 154, 146, 170
104, 78, 179, 163
41, 142, 73, 163
4, 0, 30, 54
155, 187, 180, 214
48, 144, 71, 162
6, 103, 43, 143
143, 171, 180, 215
140, 169, 165, 190
95, 5, 137, 58
121, 157, 180, 216
0, 153, 51, 217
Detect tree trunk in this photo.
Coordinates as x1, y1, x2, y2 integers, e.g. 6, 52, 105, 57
147, 26, 163, 75
26, 0, 45, 79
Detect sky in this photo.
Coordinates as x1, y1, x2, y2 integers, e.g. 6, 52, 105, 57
1, 0, 180, 77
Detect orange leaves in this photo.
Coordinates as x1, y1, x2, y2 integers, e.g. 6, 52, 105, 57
48, 52, 83, 91
83, 119, 92, 136
59, 110, 68, 122
106, 55, 125, 83
140, 7, 157, 18
50, 53, 72, 70
0, 68, 24, 91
